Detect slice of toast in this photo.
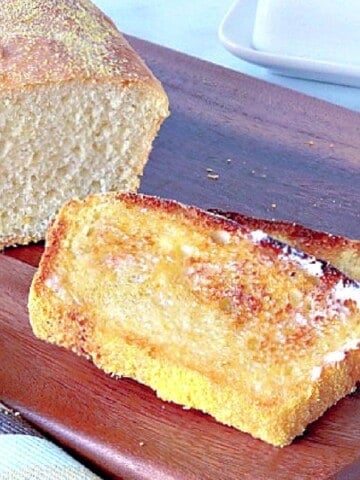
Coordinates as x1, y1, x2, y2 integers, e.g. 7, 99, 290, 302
210, 210, 360, 282
28, 193, 360, 446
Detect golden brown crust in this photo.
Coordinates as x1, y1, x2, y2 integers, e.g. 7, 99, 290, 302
211, 210, 360, 282
0, 0, 165, 93
28, 193, 360, 446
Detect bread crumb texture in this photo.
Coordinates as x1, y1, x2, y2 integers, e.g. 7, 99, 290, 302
28, 193, 360, 446
0, 0, 169, 248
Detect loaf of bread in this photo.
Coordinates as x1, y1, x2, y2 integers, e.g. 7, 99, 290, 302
211, 210, 360, 282
28, 193, 360, 447
0, 0, 169, 249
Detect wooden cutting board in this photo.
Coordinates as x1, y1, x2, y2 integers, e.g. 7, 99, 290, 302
1, 36, 360, 480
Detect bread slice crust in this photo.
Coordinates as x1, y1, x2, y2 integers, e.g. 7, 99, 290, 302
28, 193, 360, 446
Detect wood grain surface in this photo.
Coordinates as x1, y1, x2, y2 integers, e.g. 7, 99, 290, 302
1, 36, 360, 480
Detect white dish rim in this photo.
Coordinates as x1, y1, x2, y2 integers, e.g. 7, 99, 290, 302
218, 0, 360, 87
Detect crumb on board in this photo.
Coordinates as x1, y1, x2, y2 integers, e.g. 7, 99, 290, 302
306, 140, 315, 146
207, 172, 219, 180
251, 169, 267, 179
0, 403, 21, 417
139, 441, 145, 447
271, 203, 277, 209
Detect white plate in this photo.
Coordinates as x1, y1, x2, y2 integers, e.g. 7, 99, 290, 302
218, 0, 360, 88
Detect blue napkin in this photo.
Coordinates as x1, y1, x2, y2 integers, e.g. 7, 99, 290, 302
0, 403, 101, 479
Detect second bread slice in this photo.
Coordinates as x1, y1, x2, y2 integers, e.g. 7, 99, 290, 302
28, 193, 360, 446
211, 209, 360, 282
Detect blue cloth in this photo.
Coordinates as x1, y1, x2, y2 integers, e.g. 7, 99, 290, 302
94, 0, 360, 112
0, 406, 100, 479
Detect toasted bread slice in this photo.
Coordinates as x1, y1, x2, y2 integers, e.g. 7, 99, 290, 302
211, 210, 360, 282
28, 193, 360, 446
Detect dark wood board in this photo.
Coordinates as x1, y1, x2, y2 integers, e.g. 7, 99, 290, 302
1, 36, 360, 480
134, 39, 360, 240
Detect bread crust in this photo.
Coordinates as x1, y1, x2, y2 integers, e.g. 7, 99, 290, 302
0, 0, 166, 96
28, 193, 360, 446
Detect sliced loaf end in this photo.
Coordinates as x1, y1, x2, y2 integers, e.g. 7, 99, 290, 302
0, 0, 169, 248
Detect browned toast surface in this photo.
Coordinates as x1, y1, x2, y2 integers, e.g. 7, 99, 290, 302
28, 193, 360, 446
